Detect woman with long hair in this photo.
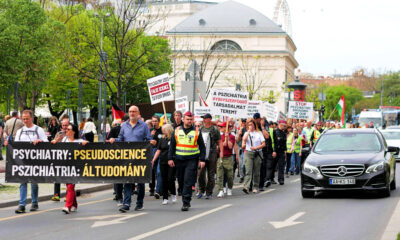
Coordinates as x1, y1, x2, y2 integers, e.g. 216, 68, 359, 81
242, 119, 265, 194
47, 116, 60, 141
53, 124, 88, 214
151, 124, 177, 205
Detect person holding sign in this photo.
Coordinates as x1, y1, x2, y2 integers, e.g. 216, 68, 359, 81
7, 110, 48, 214
109, 106, 152, 213
241, 119, 265, 194
168, 111, 206, 211
51, 124, 88, 214
216, 122, 235, 197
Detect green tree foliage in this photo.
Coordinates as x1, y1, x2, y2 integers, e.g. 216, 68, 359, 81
0, 0, 61, 111
323, 85, 364, 120
378, 71, 400, 106
353, 96, 381, 114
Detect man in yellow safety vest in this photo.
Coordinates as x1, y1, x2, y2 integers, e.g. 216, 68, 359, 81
168, 111, 206, 211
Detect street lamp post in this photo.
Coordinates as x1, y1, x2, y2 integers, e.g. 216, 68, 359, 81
95, 12, 110, 142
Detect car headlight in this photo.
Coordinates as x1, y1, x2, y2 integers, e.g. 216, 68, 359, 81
366, 161, 385, 173
303, 162, 323, 179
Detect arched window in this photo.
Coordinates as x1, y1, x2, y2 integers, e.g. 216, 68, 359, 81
210, 40, 242, 51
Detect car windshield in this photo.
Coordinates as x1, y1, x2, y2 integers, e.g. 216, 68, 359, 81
382, 131, 400, 140
358, 117, 382, 127
314, 132, 381, 152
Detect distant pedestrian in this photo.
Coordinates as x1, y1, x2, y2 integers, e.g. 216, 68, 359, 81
82, 118, 96, 142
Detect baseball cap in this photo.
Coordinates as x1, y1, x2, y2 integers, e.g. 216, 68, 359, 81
201, 113, 212, 119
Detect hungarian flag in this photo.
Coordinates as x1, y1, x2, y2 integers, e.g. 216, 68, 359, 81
112, 104, 125, 121
336, 95, 346, 127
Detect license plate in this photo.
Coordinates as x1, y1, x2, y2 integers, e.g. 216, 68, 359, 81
329, 178, 355, 185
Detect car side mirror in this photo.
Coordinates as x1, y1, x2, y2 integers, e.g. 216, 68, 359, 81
387, 146, 399, 155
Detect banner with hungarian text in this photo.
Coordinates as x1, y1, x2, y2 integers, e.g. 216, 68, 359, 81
5, 142, 152, 184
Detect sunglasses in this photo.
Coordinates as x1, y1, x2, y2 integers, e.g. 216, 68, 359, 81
67, 128, 73, 131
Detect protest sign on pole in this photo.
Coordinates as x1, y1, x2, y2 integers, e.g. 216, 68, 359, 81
175, 96, 189, 113
210, 89, 248, 118
6, 142, 152, 183
147, 73, 173, 122
194, 106, 211, 122
247, 100, 262, 118
277, 111, 287, 122
264, 102, 278, 122
287, 101, 314, 120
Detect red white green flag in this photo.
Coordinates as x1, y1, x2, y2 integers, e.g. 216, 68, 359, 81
336, 95, 346, 127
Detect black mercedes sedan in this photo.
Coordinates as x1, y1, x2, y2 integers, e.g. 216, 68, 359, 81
301, 128, 398, 198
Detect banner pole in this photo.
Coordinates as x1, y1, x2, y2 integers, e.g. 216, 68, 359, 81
162, 101, 169, 124
328, 108, 337, 120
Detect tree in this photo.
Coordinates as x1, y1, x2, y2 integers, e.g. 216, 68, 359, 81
323, 85, 364, 120
0, 0, 61, 111
378, 71, 400, 106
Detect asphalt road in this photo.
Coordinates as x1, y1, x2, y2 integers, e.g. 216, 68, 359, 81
0, 164, 399, 240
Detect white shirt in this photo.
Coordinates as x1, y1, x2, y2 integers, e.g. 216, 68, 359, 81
15, 125, 48, 142
83, 121, 97, 134
245, 131, 264, 152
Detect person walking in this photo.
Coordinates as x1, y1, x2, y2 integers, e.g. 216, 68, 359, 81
265, 120, 287, 187
152, 124, 177, 205
82, 118, 96, 142
216, 122, 235, 197
51, 124, 88, 214
5, 110, 48, 214
168, 111, 206, 211
109, 106, 152, 212
47, 116, 60, 141
4, 111, 24, 142
310, 122, 324, 147
242, 119, 265, 194
149, 115, 163, 199
285, 126, 293, 177
197, 113, 220, 199
288, 127, 302, 175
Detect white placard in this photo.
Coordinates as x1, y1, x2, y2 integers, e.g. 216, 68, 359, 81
287, 101, 314, 120
247, 100, 263, 118
194, 107, 211, 122
277, 111, 286, 122
147, 73, 173, 105
264, 102, 278, 122
210, 89, 248, 118
175, 96, 189, 113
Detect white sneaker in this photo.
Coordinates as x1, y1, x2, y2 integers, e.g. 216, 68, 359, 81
162, 199, 168, 205
62, 207, 70, 214
70, 206, 77, 212
171, 195, 177, 203
223, 187, 227, 194
217, 191, 224, 198
227, 188, 232, 196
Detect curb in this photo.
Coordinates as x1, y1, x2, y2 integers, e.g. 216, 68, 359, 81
0, 184, 113, 209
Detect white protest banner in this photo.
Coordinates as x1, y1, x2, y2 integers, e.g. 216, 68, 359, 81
277, 111, 286, 122
264, 102, 278, 122
147, 73, 173, 105
287, 101, 314, 120
194, 107, 211, 122
175, 96, 189, 113
210, 89, 248, 118
247, 100, 262, 118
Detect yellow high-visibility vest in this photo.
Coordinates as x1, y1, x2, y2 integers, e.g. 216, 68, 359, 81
175, 127, 200, 156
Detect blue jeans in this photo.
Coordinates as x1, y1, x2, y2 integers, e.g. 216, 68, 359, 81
156, 160, 162, 193
123, 183, 144, 207
19, 183, 38, 206
290, 152, 301, 174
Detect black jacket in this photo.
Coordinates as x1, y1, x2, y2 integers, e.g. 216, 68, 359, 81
168, 126, 206, 162
274, 128, 287, 153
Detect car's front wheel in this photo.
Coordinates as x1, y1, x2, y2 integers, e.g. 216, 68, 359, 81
379, 185, 391, 198
302, 190, 314, 198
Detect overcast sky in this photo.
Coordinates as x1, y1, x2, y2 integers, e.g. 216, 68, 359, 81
215, 0, 400, 76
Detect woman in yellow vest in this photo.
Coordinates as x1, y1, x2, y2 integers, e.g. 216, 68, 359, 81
288, 127, 303, 175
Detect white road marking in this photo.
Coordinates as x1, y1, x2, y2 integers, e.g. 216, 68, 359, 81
127, 204, 232, 240
260, 189, 276, 195
291, 179, 300, 183
72, 213, 147, 228
380, 198, 400, 240
269, 211, 305, 229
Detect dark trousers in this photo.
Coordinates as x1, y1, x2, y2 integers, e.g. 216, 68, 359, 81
54, 183, 60, 196
260, 152, 270, 186
115, 183, 123, 201
266, 152, 285, 182
285, 152, 292, 174
175, 159, 198, 204
149, 158, 159, 193
198, 151, 217, 195
160, 163, 176, 200
123, 183, 144, 207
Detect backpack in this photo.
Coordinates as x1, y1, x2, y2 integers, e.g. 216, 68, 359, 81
18, 126, 39, 141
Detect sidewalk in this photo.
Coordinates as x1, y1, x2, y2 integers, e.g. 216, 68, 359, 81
0, 156, 113, 208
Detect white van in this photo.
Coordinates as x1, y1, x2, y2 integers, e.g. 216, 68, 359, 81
358, 109, 384, 128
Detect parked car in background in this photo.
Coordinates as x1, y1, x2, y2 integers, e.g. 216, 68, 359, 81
381, 129, 400, 162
